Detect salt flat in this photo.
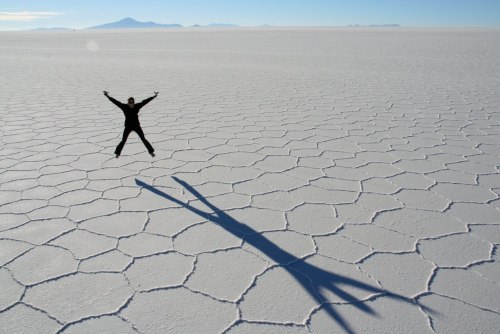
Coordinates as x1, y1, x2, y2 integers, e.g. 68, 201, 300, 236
0, 28, 499, 333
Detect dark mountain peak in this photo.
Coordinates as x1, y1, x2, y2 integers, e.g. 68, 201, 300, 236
88, 17, 182, 29
119, 17, 137, 22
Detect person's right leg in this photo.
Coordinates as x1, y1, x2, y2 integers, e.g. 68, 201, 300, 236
115, 127, 132, 157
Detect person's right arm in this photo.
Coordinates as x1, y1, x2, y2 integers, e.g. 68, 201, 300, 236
103, 91, 123, 108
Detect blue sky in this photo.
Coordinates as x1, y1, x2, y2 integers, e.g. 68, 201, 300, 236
1, 0, 499, 30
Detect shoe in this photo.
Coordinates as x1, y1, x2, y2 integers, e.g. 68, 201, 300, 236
150, 152, 155, 158
115, 154, 120, 159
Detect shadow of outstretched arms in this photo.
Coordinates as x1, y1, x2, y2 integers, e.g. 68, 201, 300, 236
136, 177, 436, 334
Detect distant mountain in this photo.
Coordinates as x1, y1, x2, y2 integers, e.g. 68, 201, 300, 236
31, 27, 72, 31
190, 23, 239, 28
205, 23, 238, 27
88, 17, 182, 29
348, 24, 400, 27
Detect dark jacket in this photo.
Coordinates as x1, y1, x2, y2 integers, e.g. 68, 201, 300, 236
107, 95, 156, 127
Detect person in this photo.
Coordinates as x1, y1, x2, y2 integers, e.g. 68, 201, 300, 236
103, 91, 158, 158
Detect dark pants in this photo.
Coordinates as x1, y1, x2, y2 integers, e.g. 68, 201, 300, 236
115, 125, 154, 155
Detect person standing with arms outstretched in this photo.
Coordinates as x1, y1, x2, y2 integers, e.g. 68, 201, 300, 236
104, 91, 158, 158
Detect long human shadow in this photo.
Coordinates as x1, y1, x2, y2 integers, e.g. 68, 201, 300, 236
136, 177, 431, 333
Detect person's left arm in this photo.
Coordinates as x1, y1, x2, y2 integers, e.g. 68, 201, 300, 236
137, 91, 158, 108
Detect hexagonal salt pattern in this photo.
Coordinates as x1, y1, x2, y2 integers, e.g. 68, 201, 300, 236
60, 316, 138, 334
1, 28, 500, 333
0, 268, 24, 311
121, 288, 238, 333
0, 304, 61, 334
7, 245, 78, 285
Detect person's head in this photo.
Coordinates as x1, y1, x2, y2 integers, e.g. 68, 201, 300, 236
127, 97, 135, 107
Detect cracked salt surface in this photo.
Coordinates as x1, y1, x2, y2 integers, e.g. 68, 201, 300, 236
1, 27, 500, 333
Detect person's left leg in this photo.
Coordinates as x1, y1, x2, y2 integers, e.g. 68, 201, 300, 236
134, 126, 155, 156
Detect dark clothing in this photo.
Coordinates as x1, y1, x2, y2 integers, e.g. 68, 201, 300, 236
107, 95, 155, 127
115, 124, 154, 155
106, 95, 156, 155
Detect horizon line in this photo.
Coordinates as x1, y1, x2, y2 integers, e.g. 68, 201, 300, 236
3, 25, 500, 32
